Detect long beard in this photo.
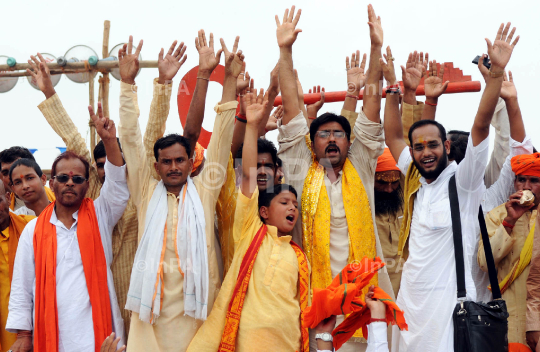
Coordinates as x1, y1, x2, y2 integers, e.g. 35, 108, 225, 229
375, 186, 403, 216
413, 152, 448, 180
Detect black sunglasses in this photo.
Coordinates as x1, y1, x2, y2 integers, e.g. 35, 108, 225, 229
53, 174, 87, 184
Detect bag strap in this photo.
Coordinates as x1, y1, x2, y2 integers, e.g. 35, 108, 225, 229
477, 205, 502, 300
449, 175, 467, 299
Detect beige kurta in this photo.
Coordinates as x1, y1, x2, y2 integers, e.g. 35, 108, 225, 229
37, 84, 171, 337
478, 203, 535, 344
119, 80, 236, 352
527, 213, 540, 333
376, 209, 403, 296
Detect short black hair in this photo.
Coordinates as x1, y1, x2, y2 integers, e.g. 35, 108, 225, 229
258, 184, 298, 210
234, 139, 279, 169
0, 147, 35, 169
408, 120, 447, 146
9, 158, 43, 182
276, 157, 283, 168
154, 134, 191, 161
447, 130, 470, 164
93, 138, 122, 161
309, 113, 352, 142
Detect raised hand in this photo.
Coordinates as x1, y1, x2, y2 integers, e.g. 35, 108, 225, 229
266, 105, 283, 132
365, 285, 386, 319
379, 46, 397, 86
269, 62, 280, 94
246, 88, 269, 127
500, 71, 517, 100
27, 53, 56, 98
239, 77, 254, 115
195, 30, 222, 78
158, 40, 187, 84
275, 6, 302, 48
236, 62, 250, 95
367, 4, 383, 47
118, 35, 143, 85
346, 50, 367, 93
307, 85, 325, 118
401, 51, 425, 92
89, 102, 116, 141
504, 191, 535, 227
486, 22, 519, 71
220, 36, 244, 78
424, 60, 449, 100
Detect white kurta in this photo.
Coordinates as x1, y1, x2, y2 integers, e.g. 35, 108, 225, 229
6, 160, 129, 352
392, 135, 489, 352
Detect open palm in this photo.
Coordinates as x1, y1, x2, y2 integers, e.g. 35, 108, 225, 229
196, 30, 222, 75
275, 6, 302, 48
487, 23, 519, 70
118, 36, 143, 83
158, 41, 187, 82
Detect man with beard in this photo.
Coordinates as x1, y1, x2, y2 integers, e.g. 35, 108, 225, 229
478, 153, 540, 347
277, 5, 394, 351
374, 148, 404, 296
6, 105, 128, 352
383, 22, 519, 352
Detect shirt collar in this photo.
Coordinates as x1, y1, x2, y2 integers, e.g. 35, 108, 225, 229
50, 206, 79, 230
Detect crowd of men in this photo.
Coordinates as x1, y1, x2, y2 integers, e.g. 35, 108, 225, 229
1, 4, 539, 352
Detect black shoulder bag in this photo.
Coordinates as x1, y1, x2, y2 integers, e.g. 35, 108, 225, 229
449, 175, 509, 352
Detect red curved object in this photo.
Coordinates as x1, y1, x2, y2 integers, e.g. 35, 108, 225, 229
177, 65, 225, 149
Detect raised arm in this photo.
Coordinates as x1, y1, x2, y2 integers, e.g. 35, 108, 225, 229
28, 53, 100, 199
276, 6, 302, 125
90, 102, 124, 167
230, 68, 253, 157
471, 22, 519, 146
401, 51, 425, 106
258, 62, 281, 136
421, 60, 449, 120
241, 89, 269, 198
294, 69, 309, 120
306, 85, 325, 125
381, 47, 407, 161
500, 70, 525, 142
145, 40, 186, 179
183, 30, 223, 158
363, 4, 384, 123
343, 50, 367, 113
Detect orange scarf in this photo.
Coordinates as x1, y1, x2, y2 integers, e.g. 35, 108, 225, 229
304, 259, 408, 351
7, 212, 34, 282
218, 225, 310, 352
33, 200, 112, 352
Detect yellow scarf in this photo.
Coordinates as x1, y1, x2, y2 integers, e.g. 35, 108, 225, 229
490, 210, 537, 294
301, 136, 376, 340
9, 186, 56, 211
397, 162, 422, 260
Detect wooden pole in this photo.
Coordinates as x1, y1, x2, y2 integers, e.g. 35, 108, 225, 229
89, 72, 96, 161
0, 60, 158, 73
102, 20, 111, 119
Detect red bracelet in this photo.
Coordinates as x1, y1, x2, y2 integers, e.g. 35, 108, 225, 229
369, 318, 387, 324
425, 101, 437, 107
17, 331, 32, 338
502, 220, 515, 229
308, 116, 317, 120
387, 83, 400, 89
346, 94, 358, 100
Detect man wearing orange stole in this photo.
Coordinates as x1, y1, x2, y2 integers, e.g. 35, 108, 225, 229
187, 88, 309, 351
6, 104, 129, 352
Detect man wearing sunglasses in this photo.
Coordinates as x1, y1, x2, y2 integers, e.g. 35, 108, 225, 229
6, 104, 129, 352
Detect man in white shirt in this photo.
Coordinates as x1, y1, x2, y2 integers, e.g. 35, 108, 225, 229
383, 23, 520, 352
6, 103, 129, 352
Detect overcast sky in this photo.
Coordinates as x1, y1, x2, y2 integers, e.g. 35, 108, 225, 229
1, 0, 539, 169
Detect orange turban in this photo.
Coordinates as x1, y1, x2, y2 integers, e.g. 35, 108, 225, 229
511, 153, 540, 177
376, 148, 399, 173
192, 143, 205, 173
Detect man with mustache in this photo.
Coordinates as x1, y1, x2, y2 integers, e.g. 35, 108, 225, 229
118, 31, 242, 351
0, 179, 34, 352
8, 159, 51, 216
383, 22, 519, 351
0, 147, 55, 212
26, 43, 187, 337
276, 5, 394, 351
6, 104, 128, 352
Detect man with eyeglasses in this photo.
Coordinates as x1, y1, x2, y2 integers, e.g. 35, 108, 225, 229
277, 5, 394, 351
382, 22, 520, 351
6, 105, 129, 352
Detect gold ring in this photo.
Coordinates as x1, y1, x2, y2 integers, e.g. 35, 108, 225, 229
387, 56, 395, 61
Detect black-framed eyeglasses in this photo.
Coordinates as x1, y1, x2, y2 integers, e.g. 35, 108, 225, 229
53, 174, 87, 184
412, 141, 442, 152
316, 130, 347, 139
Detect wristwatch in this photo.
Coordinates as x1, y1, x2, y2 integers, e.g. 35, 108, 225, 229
315, 332, 333, 342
